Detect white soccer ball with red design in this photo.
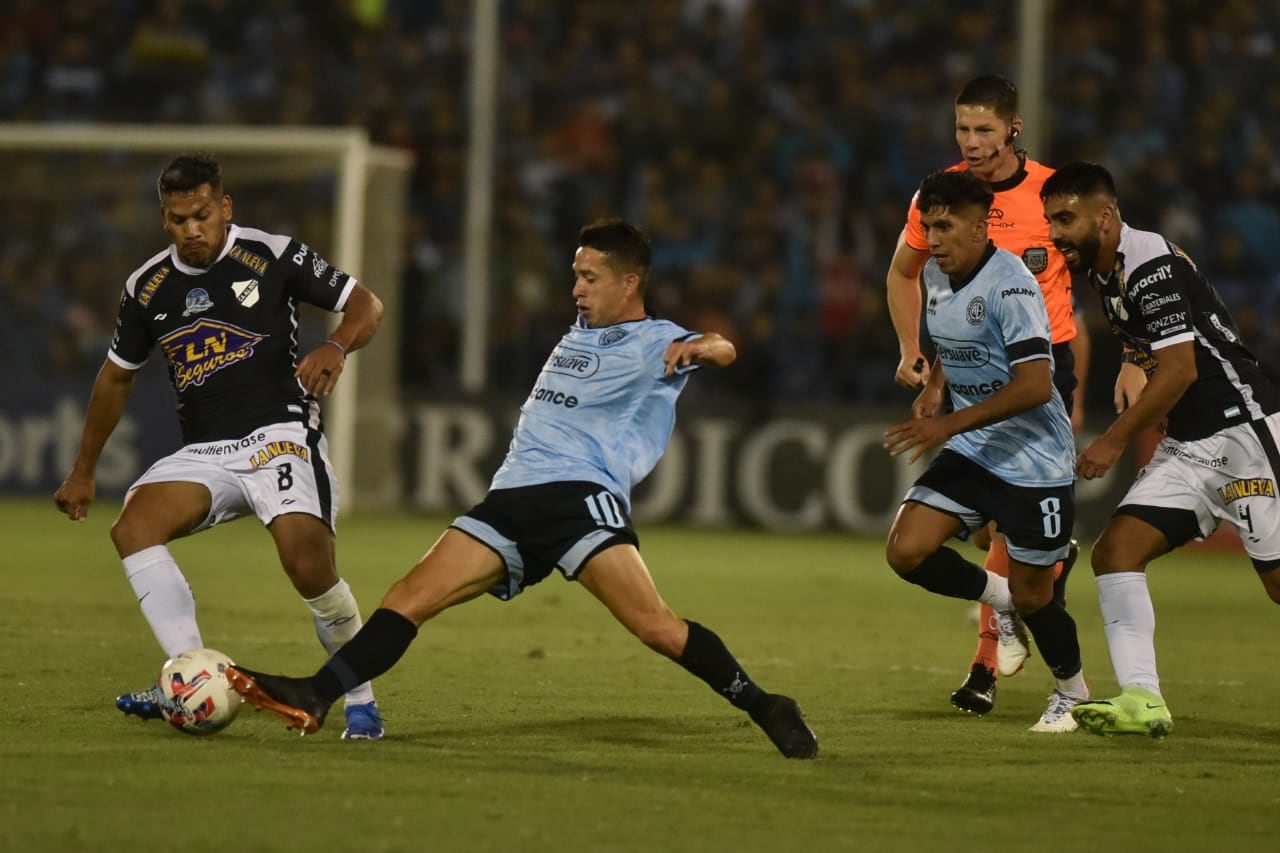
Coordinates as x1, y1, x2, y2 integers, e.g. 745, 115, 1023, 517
159, 648, 242, 735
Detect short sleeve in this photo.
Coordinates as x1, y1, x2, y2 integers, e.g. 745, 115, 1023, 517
108, 288, 153, 369
281, 239, 357, 312
1128, 256, 1195, 350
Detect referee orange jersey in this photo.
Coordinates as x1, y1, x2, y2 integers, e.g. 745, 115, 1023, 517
904, 157, 1076, 344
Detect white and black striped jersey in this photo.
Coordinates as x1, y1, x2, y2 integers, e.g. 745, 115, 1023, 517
109, 224, 355, 444
1089, 223, 1280, 441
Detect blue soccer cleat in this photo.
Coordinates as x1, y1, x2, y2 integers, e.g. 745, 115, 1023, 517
115, 683, 171, 720
341, 701, 385, 741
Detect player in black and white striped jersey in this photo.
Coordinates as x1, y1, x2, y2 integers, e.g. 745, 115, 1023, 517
1042, 161, 1280, 738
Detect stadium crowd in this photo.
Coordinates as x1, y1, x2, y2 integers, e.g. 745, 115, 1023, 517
2, 0, 1279, 412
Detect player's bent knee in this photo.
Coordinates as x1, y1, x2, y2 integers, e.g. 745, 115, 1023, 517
885, 540, 930, 576
632, 617, 686, 658
109, 516, 163, 557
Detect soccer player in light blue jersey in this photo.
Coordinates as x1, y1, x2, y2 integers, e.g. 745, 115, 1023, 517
220, 219, 818, 759
882, 170, 1090, 733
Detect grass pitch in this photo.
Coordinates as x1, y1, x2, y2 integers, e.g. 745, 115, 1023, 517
2, 496, 1277, 852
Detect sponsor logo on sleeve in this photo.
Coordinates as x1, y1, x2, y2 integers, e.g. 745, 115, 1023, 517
1000, 286, 1038, 299
312, 254, 328, 279
1128, 263, 1172, 297
137, 266, 171, 307
291, 243, 309, 265
1145, 312, 1187, 335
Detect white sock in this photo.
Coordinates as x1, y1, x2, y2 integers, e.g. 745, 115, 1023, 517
305, 579, 375, 706
1056, 670, 1089, 700
978, 571, 1011, 612
1096, 572, 1162, 696
123, 545, 202, 659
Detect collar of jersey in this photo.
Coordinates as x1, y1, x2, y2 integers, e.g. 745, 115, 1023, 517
575, 313, 654, 329
1089, 223, 1133, 290
168, 224, 240, 275
987, 155, 1029, 192
948, 241, 998, 292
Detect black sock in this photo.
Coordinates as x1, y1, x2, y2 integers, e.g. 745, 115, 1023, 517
676, 620, 765, 712
1021, 602, 1082, 680
313, 608, 419, 703
901, 547, 988, 601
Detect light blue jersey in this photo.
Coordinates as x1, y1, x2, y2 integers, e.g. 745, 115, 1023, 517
489, 316, 701, 507
923, 244, 1075, 487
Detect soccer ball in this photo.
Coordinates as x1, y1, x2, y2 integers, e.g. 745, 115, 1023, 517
159, 648, 242, 735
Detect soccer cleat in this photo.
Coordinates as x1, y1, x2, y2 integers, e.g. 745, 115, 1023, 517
1028, 689, 1085, 733
1053, 539, 1079, 608
996, 609, 1031, 677
225, 665, 331, 735
115, 683, 172, 720
341, 701, 385, 740
748, 693, 819, 759
950, 663, 997, 715
1071, 686, 1173, 739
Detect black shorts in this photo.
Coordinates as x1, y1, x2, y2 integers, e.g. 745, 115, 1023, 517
450, 481, 639, 601
904, 450, 1075, 567
1052, 341, 1077, 417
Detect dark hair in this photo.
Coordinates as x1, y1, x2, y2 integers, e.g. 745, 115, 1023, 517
955, 74, 1019, 123
578, 218, 652, 281
1040, 161, 1118, 202
915, 169, 995, 216
157, 153, 223, 199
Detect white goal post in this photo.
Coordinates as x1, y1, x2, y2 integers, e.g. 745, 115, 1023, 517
0, 123, 413, 511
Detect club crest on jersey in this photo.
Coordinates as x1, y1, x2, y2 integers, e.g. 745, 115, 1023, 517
965, 296, 986, 325
159, 319, 268, 390
231, 279, 260, 308
183, 288, 214, 317
598, 328, 629, 346
1022, 247, 1049, 274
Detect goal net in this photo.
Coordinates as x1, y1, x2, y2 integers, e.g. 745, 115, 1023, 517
0, 124, 413, 511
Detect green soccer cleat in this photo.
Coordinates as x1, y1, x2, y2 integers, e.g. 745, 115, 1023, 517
1071, 686, 1173, 739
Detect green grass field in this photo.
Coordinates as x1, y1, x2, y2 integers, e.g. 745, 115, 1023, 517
3, 496, 1277, 852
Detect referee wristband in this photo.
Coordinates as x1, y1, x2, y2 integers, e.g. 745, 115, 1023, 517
323, 339, 347, 357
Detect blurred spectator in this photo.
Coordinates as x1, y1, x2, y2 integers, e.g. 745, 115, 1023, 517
1, 0, 1278, 409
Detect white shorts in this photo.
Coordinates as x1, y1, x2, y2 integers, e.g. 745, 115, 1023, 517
1118, 414, 1280, 562
129, 421, 339, 534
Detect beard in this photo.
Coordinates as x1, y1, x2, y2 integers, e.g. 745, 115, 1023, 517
1057, 230, 1102, 272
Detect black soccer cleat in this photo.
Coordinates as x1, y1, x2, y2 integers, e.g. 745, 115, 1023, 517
951, 663, 997, 715
225, 665, 331, 735
749, 693, 819, 759
1053, 539, 1080, 608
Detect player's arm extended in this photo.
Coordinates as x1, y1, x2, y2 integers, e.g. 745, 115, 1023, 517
1078, 341, 1195, 479
940, 357, 1054, 436
664, 332, 736, 375
54, 359, 139, 520
886, 231, 931, 388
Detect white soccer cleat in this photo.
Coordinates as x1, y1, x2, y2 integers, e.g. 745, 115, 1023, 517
996, 609, 1031, 676
1029, 689, 1085, 733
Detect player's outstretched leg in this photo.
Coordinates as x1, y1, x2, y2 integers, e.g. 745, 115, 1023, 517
578, 546, 817, 759
229, 607, 422, 736
226, 666, 333, 734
